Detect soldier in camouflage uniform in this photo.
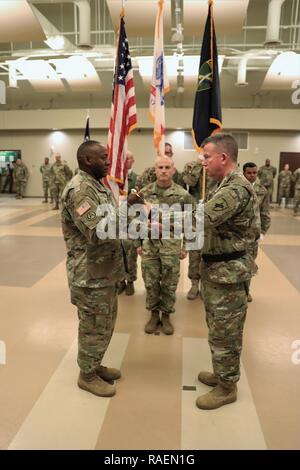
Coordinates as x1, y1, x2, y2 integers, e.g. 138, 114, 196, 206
139, 155, 194, 335
118, 150, 139, 296
292, 167, 300, 216
40, 157, 52, 203
196, 134, 259, 410
182, 157, 216, 300
278, 164, 292, 206
50, 153, 73, 210
136, 143, 185, 189
243, 162, 271, 301
61, 140, 140, 397
258, 158, 277, 203
13, 159, 29, 199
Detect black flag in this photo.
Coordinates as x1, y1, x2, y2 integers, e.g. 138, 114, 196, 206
192, 0, 222, 150
84, 117, 90, 141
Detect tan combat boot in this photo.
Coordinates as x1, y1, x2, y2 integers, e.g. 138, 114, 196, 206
144, 311, 160, 334
196, 381, 237, 410
97, 365, 121, 382
198, 371, 218, 387
78, 371, 116, 397
125, 281, 135, 296
161, 313, 174, 335
118, 280, 126, 295
187, 280, 200, 300
247, 293, 253, 302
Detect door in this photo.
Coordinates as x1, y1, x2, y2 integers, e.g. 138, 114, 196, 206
279, 152, 300, 198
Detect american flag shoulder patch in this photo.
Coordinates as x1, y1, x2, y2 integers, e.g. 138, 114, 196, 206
76, 201, 91, 216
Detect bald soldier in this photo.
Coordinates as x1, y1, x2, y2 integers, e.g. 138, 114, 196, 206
138, 155, 194, 335
196, 134, 259, 410
61, 140, 141, 397
136, 143, 185, 190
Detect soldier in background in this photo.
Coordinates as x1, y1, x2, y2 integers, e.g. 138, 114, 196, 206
136, 142, 185, 189
182, 155, 216, 300
118, 150, 139, 296
258, 158, 277, 203
2, 163, 14, 193
40, 157, 51, 203
243, 162, 271, 302
292, 167, 300, 216
50, 153, 73, 210
196, 134, 259, 410
278, 163, 292, 207
13, 159, 29, 199
61, 140, 141, 397
138, 155, 194, 335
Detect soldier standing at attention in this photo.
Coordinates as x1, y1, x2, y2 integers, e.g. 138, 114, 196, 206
278, 163, 292, 207
13, 158, 29, 199
258, 158, 277, 204
243, 162, 271, 302
292, 167, 300, 216
196, 134, 259, 410
136, 143, 185, 189
138, 155, 194, 335
50, 153, 73, 210
40, 157, 51, 203
61, 140, 141, 397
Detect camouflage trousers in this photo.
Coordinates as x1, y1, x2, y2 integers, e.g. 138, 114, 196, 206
202, 280, 248, 384
294, 188, 300, 214
141, 251, 180, 314
263, 184, 274, 203
188, 250, 201, 281
15, 180, 27, 197
123, 240, 138, 282
53, 182, 65, 206
278, 185, 290, 202
71, 284, 118, 374
246, 241, 258, 293
42, 179, 50, 200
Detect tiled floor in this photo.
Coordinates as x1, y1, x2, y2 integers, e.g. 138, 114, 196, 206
0, 198, 300, 450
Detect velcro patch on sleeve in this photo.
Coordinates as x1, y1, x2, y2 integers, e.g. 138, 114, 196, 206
75, 201, 91, 216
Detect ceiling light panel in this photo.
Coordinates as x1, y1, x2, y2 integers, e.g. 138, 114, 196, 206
0, 0, 45, 43
106, 0, 171, 36
262, 52, 300, 90
11, 59, 64, 92
50, 57, 101, 91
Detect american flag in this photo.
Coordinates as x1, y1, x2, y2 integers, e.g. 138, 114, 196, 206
107, 12, 137, 202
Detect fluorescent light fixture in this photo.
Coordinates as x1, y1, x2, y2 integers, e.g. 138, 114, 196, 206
262, 52, 300, 89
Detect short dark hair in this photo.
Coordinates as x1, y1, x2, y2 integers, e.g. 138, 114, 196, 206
243, 162, 257, 172
77, 140, 103, 161
202, 133, 238, 162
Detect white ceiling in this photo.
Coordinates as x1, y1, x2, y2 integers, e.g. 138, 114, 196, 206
0, 0, 299, 111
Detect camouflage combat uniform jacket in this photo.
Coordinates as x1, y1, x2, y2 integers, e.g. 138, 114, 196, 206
201, 170, 259, 284
13, 163, 29, 182
139, 181, 194, 252
61, 170, 125, 290
253, 181, 271, 235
